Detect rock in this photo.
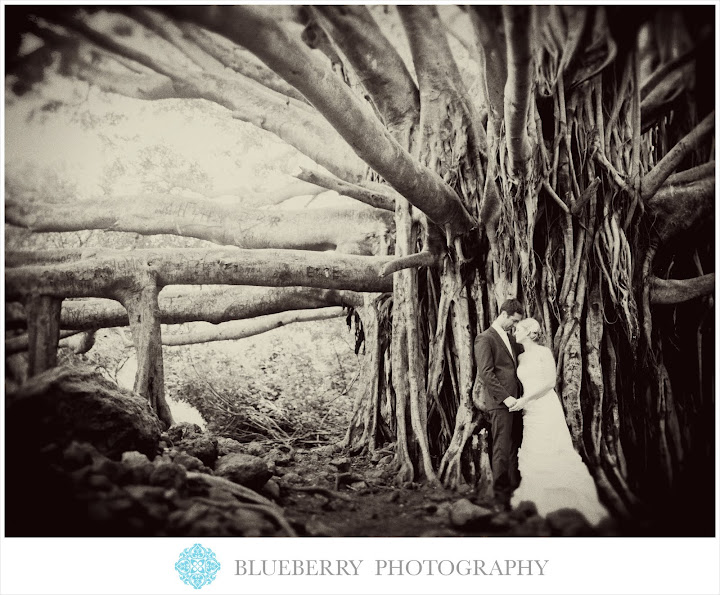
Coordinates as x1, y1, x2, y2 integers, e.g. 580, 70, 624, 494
509, 500, 538, 522
245, 441, 266, 457
6, 364, 162, 458
63, 441, 99, 470
166, 422, 202, 443
511, 516, 551, 537
217, 437, 245, 456
172, 452, 206, 472
149, 462, 187, 491
279, 471, 302, 484
260, 479, 281, 501
175, 435, 218, 468
305, 516, 337, 537
121, 451, 151, 467
265, 448, 293, 467
449, 498, 495, 528
329, 457, 351, 473
378, 455, 393, 466
488, 511, 519, 531
546, 508, 595, 536
434, 501, 452, 519
214, 453, 271, 490
349, 481, 369, 491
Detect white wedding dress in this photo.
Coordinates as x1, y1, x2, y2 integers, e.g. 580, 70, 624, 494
511, 348, 609, 525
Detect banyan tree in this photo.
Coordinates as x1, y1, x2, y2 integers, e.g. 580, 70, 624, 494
5, 5, 715, 531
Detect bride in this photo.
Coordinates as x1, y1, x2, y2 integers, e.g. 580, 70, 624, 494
508, 318, 609, 525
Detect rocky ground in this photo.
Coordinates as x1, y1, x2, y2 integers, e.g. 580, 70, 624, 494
6, 363, 635, 537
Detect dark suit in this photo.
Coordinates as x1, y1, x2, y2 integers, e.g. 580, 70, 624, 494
474, 326, 523, 505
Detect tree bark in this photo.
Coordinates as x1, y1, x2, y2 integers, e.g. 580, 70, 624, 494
312, 6, 420, 138
6, 287, 365, 331
6, 248, 395, 300
112, 272, 173, 428
6, 197, 393, 255
162, 307, 344, 346
650, 274, 715, 304
25, 295, 62, 377
172, 6, 477, 235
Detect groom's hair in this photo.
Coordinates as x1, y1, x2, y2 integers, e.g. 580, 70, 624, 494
499, 298, 524, 316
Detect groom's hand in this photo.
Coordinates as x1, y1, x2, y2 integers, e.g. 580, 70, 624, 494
503, 396, 518, 408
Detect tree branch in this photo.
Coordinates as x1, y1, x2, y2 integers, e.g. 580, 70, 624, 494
379, 251, 442, 278
502, 6, 533, 179
642, 112, 715, 201
6, 196, 394, 255
162, 307, 344, 346
399, 5, 487, 180
650, 274, 715, 305
46, 11, 369, 183
640, 45, 697, 101
6, 248, 395, 300
171, 6, 477, 235
6, 287, 365, 331
294, 168, 396, 211
312, 6, 420, 138
647, 176, 714, 243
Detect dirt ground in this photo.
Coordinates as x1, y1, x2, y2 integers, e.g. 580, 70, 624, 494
265, 443, 622, 538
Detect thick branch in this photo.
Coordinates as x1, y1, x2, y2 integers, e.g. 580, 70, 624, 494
6, 330, 80, 356
470, 6, 507, 124
172, 6, 477, 235
641, 112, 715, 201
177, 21, 309, 103
379, 251, 442, 278
6, 248, 395, 300
399, 4, 487, 179
312, 6, 420, 136
50, 13, 368, 183
162, 307, 344, 346
6, 287, 365, 331
295, 168, 396, 212
650, 274, 715, 305
640, 45, 697, 101
502, 6, 533, 180
646, 176, 714, 242
665, 161, 714, 186
6, 197, 393, 256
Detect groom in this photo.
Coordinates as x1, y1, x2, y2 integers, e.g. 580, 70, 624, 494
474, 298, 524, 511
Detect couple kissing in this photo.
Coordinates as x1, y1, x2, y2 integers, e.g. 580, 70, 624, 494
474, 299, 608, 525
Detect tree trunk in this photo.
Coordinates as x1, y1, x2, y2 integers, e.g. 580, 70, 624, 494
112, 272, 173, 428
25, 295, 62, 376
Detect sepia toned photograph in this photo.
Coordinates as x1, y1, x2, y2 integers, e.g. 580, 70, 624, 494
3, 3, 715, 544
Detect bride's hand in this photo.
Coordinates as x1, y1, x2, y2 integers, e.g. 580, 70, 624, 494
508, 397, 526, 412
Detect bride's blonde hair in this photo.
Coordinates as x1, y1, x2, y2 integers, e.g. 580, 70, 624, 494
518, 318, 544, 344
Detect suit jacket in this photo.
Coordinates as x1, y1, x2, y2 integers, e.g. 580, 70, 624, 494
474, 326, 523, 411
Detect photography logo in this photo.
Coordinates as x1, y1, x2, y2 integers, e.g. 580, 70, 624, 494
175, 544, 221, 589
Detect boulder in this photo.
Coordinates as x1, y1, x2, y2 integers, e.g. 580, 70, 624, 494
6, 364, 162, 458
214, 453, 271, 490
546, 508, 595, 536
217, 436, 245, 456
175, 435, 218, 468
449, 498, 495, 529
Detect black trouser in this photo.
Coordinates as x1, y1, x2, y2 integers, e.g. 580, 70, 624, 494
487, 408, 523, 504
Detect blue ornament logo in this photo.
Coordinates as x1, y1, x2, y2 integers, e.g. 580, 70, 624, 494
175, 544, 221, 589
